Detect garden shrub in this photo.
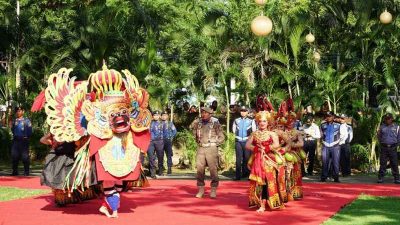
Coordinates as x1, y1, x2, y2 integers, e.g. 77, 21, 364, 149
220, 132, 235, 170
351, 144, 370, 172
175, 129, 197, 169
0, 128, 12, 161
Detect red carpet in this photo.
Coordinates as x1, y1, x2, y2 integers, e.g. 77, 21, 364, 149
1, 176, 399, 225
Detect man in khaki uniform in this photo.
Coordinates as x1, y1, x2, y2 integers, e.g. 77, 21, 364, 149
190, 107, 225, 198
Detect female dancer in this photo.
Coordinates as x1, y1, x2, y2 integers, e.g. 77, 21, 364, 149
246, 111, 284, 212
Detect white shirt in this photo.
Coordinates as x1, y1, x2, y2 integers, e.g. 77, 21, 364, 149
339, 123, 349, 145
303, 123, 321, 140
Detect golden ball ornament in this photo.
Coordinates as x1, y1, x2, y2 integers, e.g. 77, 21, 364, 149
380, 10, 392, 24
251, 16, 273, 36
305, 32, 315, 43
255, 0, 267, 6
313, 52, 321, 62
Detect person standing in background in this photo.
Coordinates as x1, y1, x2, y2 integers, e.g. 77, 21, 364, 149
147, 110, 164, 178
338, 114, 353, 177
377, 113, 400, 184
161, 111, 177, 175
11, 106, 32, 176
302, 115, 321, 176
320, 112, 343, 183
232, 106, 256, 180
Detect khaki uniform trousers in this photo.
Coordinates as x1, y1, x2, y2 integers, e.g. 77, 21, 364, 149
196, 146, 219, 187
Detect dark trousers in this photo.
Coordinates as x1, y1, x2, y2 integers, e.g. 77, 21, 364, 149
340, 143, 351, 176
235, 141, 251, 179
321, 145, 340, 180
378, 146, 399, 180
152, 140, 165, 174
303, 140, 317, 175
163, 139, 173, 168
147, 140, 164, 176
11, 139, 30, 175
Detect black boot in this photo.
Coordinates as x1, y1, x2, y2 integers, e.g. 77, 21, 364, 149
167, 167, 172, 175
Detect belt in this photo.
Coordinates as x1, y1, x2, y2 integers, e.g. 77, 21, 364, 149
152, 138, 164, 141
381, 143, 397, 148
199, 143, 217, 147
304, 137, 316, 141
13, 136, 28, 140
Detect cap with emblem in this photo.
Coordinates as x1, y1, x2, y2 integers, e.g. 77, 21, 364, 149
240, 106, 248, 112
201, 107, 213, 114
384, 113, 393, 119
325, 111, 335, 117
161, 111, 168, 115
152, 110, 160, 115
15, 106, 23, 112
338, 113, 347, 119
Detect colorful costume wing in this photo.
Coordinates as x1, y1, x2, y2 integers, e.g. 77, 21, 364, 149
44, 68, 88, 142
286, 98, 294, 112
122, 70, 152, 132
31, 90, 46, 112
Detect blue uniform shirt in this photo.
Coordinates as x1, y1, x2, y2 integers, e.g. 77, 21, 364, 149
12, 117, 32, 138
320, 122, 341, 147
150, 120, 164, 141
232, 117, 256, 142
163, 121, 177, 140
378, 123, 400, 145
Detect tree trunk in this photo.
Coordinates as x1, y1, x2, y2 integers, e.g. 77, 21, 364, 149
225, 83, 230, 133
295, 76, 300, 96
170, 103, 174, 122
327, 96, 332, 111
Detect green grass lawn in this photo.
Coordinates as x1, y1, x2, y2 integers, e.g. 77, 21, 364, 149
0, 160, 44, 171
0, 187, 49, 201
323, 194, 400, 225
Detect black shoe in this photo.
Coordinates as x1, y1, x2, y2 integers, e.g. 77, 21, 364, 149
394, 180, 400, 184
334, 178, 340, 183
377, 179, 383, 183
24, 172, 30, 176
167, 168, 172, 174
320, 178, 326, 182
11, 171, 18, 176
233, 177, 241, 181
151, 174, 157, 179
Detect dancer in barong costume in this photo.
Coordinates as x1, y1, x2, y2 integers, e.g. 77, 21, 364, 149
39, 133, 100, 206
37, 64, 152, 218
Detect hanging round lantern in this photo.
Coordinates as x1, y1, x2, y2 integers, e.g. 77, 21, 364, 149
313, 52, 321, 62
255, 0, 267, 6
251, 16, 273, 36
305, 32, 315, 43
380, 10, 393, 24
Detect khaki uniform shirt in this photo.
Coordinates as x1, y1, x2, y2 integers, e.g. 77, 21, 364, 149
190, 117, 225, 147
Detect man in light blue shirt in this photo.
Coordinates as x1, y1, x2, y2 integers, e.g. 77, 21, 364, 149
232, 106, 256, 180
320, 112, 345, 182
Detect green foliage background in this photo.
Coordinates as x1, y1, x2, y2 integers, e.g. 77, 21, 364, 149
1, 0, 400, 170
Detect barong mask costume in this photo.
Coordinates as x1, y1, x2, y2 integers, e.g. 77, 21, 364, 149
43, 65, 151, 192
